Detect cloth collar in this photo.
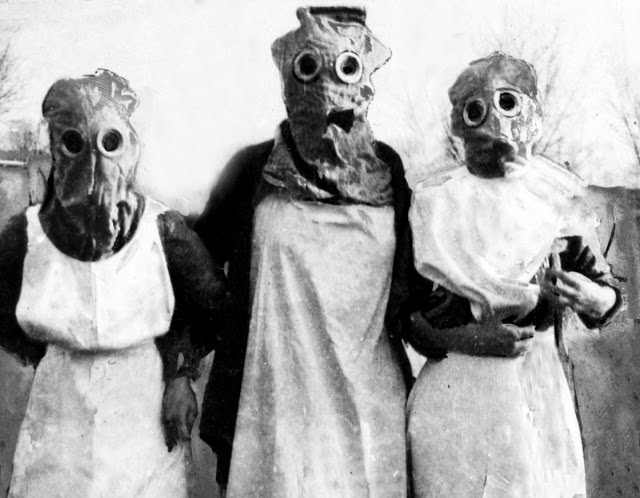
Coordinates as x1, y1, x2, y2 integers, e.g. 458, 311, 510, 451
410, 157, 591, 321
263, 121, 393, 206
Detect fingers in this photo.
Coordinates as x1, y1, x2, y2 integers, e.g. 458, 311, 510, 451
163, 415, 178, 451
516, 327, 534, 341
510, 337, 534, 357
543, 282, 579, 300
546, 269, 587, 289
408, 311, 438, 349
540, 278, 581, 311
177, 418, 191, 443
501, 323, 534, 340
164, 407, 195, 449
499, 324, 534, 357
542, 289, 573, 312
178, 404, 198, 442
409, 311, 431, 331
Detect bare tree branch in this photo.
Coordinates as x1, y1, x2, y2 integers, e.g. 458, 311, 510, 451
0, 40, 19, 117
610, 69, 640, 169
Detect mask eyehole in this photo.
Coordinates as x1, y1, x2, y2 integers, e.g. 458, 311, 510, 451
293, 50, 322, 83
462, 98, 487, 127
494, 90, 521, 117
97, 128, 124, 156
60, 129, 85, 157
335, 51, 362, 84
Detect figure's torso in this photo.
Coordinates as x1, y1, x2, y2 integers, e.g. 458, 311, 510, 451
16, 198, 175, 351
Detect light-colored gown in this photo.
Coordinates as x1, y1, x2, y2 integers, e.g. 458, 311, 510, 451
9, 199, 187, 498
408, 158, 590, 498
226, 193, 407, 498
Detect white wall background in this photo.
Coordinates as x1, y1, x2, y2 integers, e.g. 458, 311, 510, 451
1, 0, 639, 213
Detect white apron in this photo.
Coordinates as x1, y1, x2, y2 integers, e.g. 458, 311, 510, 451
407, 159, 587, 497
9, 199, 187, 498
227, 194, 407, 498
407, 331, 585, 498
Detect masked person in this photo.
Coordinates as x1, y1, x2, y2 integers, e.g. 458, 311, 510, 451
0, 69, 226, 498
177, 7, 415, 497
406, 52, 621, 498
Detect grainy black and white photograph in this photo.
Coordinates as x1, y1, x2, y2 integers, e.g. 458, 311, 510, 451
0, 0, 639, 497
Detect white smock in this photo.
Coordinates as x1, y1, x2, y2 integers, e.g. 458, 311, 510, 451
9, 199, 187, 498
407, 158, 587, 498
226, 193, 407, 498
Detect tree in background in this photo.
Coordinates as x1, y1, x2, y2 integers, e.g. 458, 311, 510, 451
613, 69, 640, 169
396, 10, 594, 187
0, 40, 18, 117
7, 120, 36, 153
441, 23, 593, 171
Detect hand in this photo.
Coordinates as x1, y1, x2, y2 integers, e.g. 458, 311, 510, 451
409, 312, 534, 358
461, 321, 535, 357
162, 376, 198, 451
541, 269, 616, 320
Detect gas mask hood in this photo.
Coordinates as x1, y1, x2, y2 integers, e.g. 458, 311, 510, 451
272, 6, 391, 168
449, 52, 543, 178
41, 69, 142, 260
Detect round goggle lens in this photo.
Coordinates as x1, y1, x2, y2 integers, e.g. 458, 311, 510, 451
61, 129, 85, 155
463, 98, 487, 127
335, 51, 363, 84
293, 50, 322, 83
494, 90, 521, 117
101, 129, 122, 153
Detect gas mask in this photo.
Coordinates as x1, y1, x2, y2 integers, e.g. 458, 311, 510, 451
449, 52, 543, 178
41, 69, 140, 259
271, 7, 392, 204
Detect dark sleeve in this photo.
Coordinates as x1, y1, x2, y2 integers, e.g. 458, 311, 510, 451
377, 141, 447, 369
194, 146, 260, 266
520, 235, 622, 330
155, 210, 229, 381
559, 235, 622, 328
195, 142, 273, 483
0, 213, 46, 366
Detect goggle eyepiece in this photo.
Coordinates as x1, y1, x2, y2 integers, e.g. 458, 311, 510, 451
463, 98, 487, 127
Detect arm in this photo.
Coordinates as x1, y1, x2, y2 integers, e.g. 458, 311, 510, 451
156, 210, 229, 381
405, 282, 535, 359
541, 236, 621, 328
156, 210, 230, 450
408, 312, 535, 358
0, 213, 46, 367
166, 144, 272, 373
375, 141, 444, 377
159, 141, 272, 453
193, 145, 259, 264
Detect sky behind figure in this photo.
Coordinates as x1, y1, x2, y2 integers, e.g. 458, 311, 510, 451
0, 0, 639, 214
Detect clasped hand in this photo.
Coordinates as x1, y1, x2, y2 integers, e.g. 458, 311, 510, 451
540, 268, 616, 320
